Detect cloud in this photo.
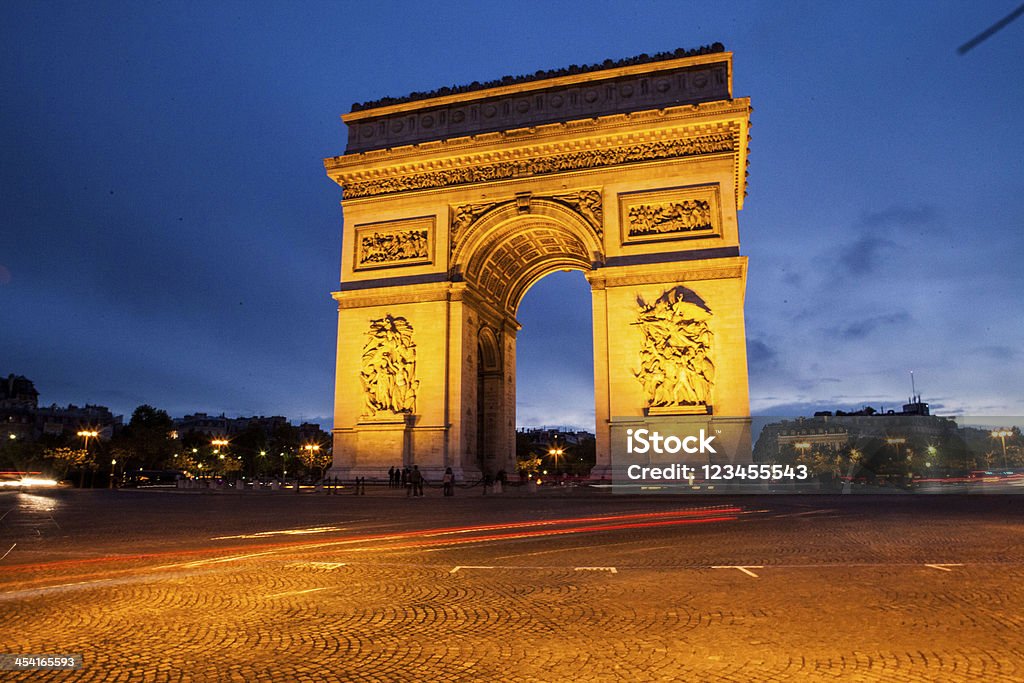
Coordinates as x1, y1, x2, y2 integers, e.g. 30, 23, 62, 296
746, 338, 780, 377
830, 311, 911, 340
828, 205, 936, 277
858, 205, 936, 229
972, 345, 1017, 361
837, 235, 900, 275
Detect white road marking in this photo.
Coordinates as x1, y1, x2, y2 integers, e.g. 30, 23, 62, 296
924, 563, 964, 572
575, 566, 618, 574
288, 561, 346, 570
0, 543, 15, 561
712, 565, 763, 577
265, 587, 329, 599
449, 565, 493, 574
155, 550, 282, 570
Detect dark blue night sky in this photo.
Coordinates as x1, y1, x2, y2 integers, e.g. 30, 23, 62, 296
3, 1, 1022, 429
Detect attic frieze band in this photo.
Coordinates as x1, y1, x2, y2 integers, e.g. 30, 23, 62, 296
344, 59, 730, 153
338, 132, 737, 199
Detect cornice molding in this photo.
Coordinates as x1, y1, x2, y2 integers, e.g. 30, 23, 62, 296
332, 127, 739, 202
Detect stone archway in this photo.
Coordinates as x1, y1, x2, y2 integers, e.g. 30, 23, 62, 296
325, 46, 753, 480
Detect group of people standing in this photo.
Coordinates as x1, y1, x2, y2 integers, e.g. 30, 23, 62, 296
386, 465, 456, 497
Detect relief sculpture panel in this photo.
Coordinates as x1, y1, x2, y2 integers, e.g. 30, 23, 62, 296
361, 315, 418, 415
355, 217, 434, 270
633, 287, 715, 413
619, 184, 722, 244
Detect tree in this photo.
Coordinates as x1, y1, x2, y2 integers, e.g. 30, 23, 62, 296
297, 445, 332, 481
44, 447, 90, 482
116, 405, 176, 469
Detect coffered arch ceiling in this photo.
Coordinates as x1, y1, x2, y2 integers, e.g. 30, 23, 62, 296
454, 200, 602, 315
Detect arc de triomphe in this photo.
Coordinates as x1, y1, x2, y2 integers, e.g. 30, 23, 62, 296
325, 45, 751, 480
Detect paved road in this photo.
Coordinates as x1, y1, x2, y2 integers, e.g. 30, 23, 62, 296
1, 488, 1022, 681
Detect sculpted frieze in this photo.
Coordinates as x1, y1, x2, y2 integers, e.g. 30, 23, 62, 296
628, 200, 712, 236
633, 287, 715, 411
342, 133, 735, 199
354, 217, 433, 270
359, 229, 429, 265
361, 315, 418, 415
551, 190, 603, 236
620, 185, 722, 244
450, 202, 500, 255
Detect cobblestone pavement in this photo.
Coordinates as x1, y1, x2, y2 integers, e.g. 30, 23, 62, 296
0, 488, 1022, 681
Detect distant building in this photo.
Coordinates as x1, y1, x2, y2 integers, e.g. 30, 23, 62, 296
1, 374, 39, 440
517, 427, 596, 449
1, 374, 122, 441
297, 422, 329, 445
174, 412, 230, 436
36, 403, 122, 440
174, 413, 326, 443
754, 395, 955, 463
1, 374, 39, 409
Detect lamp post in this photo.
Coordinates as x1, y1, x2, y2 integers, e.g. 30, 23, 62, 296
886, 438, 906, 483
212, 439, 229, 480
547, 447, 564, 468
109, 458, 117, 489
77, 430, 98, 488
991, 429, 1012, 468
301, 444, 321, 493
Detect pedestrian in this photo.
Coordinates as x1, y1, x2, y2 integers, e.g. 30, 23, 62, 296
442, 467, 454, 497
410, 464, 424, 497
388, 466, 395, 488
401, 467, 408, 488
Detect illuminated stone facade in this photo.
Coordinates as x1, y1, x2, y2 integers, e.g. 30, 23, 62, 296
325, 47, 751, 479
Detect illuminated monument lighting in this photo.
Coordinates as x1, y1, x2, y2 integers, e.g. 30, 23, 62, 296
324, 45, 752, 480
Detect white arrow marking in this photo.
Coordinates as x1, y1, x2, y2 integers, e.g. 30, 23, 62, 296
712, 565, 763, 577
449, 565, 493, 574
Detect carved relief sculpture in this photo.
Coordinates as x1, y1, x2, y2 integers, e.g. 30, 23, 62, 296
551, 190, 603, 236
450, 202, 500, 255
627, 199, 712, 236
361, 315, 418, 415
633, 287, 715, 409
342, 133, 736, 199
619, 184, 722, 244
451, 190, 603, 256
359, 229, 429, 265
354, 218, 433, 270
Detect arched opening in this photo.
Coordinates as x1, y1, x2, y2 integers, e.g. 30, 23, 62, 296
514, 269, 596, 478
476, 326, 502, 473
452, 200, 604, 478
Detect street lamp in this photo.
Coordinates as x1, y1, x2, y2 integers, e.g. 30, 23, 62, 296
991, 429, 1012, 468
886, 438, 907, 482
212, 439, 229, 477
300, 444, 321, 493
109, 458, 117, 489
77, 430, 99, 488
547, 446, 565, 475
885, 437, 906, 459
